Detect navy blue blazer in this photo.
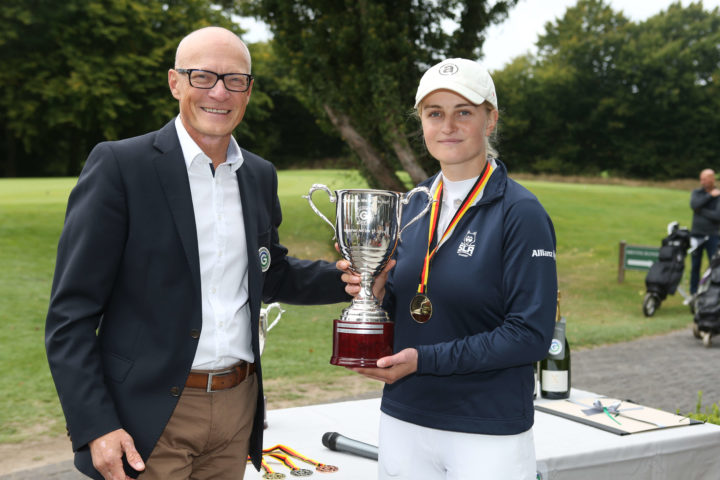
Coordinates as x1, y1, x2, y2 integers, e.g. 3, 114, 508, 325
45, 120, 348, 478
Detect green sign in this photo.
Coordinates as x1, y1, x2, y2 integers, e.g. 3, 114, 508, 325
624, 245, 659, 271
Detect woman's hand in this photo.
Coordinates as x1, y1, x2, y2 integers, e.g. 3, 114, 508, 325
350, 348, 418, 384
336, 243, 395, 304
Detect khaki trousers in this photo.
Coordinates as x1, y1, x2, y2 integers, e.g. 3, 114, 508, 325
139, 373, 258, 480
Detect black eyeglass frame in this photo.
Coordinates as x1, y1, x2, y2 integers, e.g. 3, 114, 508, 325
175, 68, 253, 93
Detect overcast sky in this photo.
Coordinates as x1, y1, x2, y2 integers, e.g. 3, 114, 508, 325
238, 0, 720, 71
482, 0, 720, 71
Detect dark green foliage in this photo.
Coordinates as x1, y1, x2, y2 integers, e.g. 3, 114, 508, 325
0, 0, 244, 176
3, 0, 719, 181
241, 0, 519, 188
239, 42, 347, 168
495, 0, 720, 180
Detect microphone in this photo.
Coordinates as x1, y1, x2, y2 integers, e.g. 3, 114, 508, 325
322, 432, 379, 461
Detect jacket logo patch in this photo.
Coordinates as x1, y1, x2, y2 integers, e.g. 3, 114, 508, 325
259, 247, 271, 272
457, 231, 477, 258
532, 249, 556, 259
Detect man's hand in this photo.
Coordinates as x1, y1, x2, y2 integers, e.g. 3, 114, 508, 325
336, 243, 395, 304
350, 348, 418, 384
89, 428, 145, 480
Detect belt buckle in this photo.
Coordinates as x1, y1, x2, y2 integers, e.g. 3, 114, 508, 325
206, 371, 217, 393
205, 364, 248, 392
205, 367, 234, 393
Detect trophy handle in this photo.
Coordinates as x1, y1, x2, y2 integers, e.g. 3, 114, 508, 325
398, 186, 434, 242
303, 184, 337, 239
259, 302, 285, 356
264, 302, 285, 332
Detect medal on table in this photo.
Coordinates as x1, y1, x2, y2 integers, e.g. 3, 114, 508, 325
410, 161, 494, 324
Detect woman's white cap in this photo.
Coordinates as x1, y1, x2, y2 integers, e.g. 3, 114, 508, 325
414, 58, 497, 110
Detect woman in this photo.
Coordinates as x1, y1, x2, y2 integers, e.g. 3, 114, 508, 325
340, 58, 558, 479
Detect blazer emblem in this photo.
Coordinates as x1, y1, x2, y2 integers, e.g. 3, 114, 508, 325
259, 247, 271, 272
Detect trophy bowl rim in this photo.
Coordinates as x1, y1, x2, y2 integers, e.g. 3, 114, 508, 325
335, 188, 402, 195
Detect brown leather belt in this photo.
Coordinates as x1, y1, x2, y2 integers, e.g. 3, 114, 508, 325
185, 362, 256, 392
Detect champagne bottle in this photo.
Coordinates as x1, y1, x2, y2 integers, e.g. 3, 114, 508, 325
540, 292, 571, 399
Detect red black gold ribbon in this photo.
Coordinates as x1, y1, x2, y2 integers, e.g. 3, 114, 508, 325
249, 444, 339, 475
416, 161, 494, 296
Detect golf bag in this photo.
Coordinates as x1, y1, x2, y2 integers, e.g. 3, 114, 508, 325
692, 251, 720, 347
642, 222, 691, 317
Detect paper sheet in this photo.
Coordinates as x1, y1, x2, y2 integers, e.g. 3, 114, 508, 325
535, 397, 701, 435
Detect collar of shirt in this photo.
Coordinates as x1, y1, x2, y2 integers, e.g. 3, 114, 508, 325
174, 115, 244, 173
430, 156, 497, 207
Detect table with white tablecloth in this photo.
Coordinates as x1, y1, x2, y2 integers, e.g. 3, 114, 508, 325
245, 388, 720, 479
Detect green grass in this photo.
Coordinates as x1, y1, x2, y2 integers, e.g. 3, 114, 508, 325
0, 172, 698, 443
0, 178, 76, 442
526, 181, 694, 345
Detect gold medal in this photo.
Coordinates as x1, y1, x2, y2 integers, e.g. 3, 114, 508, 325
413, 162, 493, 326
410, 294, 433, 323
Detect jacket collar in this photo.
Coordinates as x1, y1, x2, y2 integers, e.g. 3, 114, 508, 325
152, 120, 201, 294
422, 157, 508, 206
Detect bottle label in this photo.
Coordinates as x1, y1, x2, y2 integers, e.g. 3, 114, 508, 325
548, 339, 563, 356
541, 370, 568, 392
548, 318, 567, 360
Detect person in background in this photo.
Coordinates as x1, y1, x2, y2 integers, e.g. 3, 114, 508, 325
341, 58, 558, 479
45, 26, 350, 480
689, 168, 720, 295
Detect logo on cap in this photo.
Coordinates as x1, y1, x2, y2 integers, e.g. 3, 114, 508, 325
438, 63, 458, 75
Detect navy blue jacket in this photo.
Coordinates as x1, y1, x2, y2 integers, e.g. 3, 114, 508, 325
381, 159, 557, 435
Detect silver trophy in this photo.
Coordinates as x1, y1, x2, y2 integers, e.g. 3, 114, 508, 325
259, 302, 284, 356
259, 302, 284, 429
305, 185, 433, 366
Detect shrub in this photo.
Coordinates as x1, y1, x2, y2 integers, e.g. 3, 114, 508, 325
684, 391, 720, 425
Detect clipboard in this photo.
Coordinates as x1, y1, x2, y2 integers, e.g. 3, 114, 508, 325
535, 397, 702, 435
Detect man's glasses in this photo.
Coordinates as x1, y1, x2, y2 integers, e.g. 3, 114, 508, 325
175, 69, 253, 93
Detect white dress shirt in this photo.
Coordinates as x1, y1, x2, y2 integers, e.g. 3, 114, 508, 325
175, 116, 253, 369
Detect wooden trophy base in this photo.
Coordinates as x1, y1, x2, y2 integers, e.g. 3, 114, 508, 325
330, 319, 394, 367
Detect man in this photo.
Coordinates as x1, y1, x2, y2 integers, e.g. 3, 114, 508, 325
689, 168, 720, 294
45, 26, 350, 480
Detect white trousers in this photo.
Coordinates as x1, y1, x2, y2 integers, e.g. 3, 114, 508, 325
378, 412, 537, 480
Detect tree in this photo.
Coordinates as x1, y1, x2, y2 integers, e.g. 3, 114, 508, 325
537, 0, 630, 174
0, 0, 251, 177
494, 0, 720, 180
241, 0, 519, 190
614, 2, 720, 178
495, 0, 630, 176
240, 41, 347, 168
